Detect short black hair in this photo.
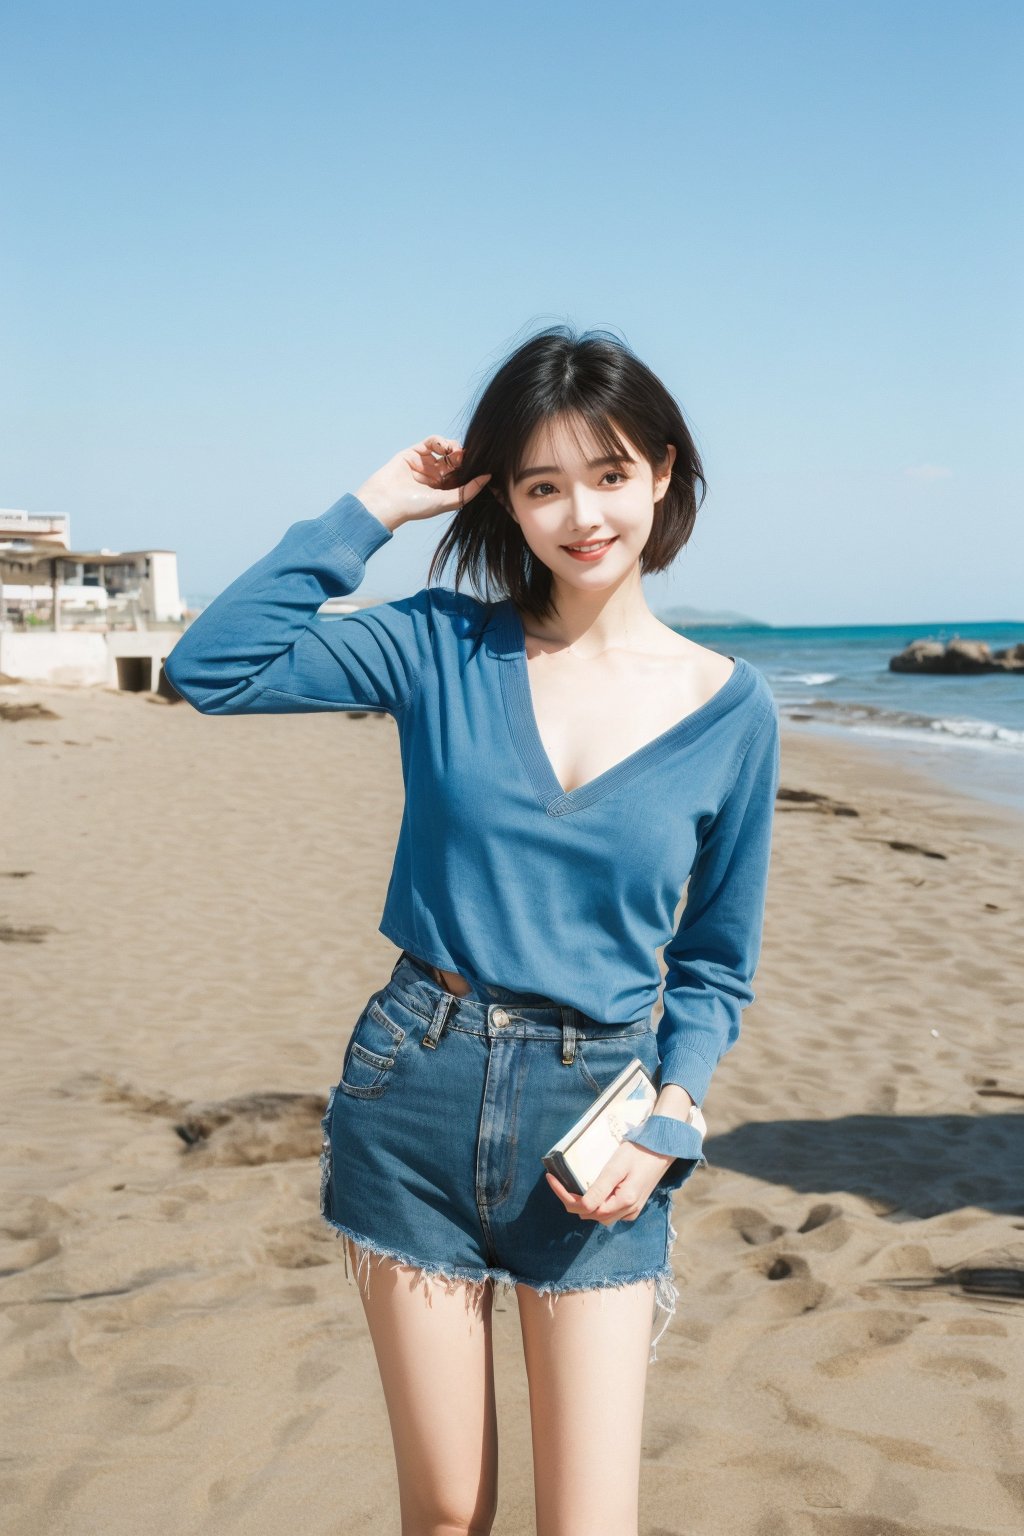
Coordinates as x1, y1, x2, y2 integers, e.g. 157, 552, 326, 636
427, 323, 707, 622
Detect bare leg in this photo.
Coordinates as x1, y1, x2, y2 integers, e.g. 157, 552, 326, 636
348, 1236, 500, 1536
516, 1278, 655, 1536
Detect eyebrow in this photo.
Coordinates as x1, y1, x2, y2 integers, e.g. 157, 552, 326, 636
513, 454, 633, 487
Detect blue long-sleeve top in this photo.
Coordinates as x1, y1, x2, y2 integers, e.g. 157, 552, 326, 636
164, 492, 781, 1169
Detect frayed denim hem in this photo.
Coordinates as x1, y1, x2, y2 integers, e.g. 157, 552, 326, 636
319, 1088, 681, 1365
318, 1206, 680, 1367
321, 1212, 520, 1307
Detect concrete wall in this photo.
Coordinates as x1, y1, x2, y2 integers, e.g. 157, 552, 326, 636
1, 631, 113, 686
0, 630, 183, 691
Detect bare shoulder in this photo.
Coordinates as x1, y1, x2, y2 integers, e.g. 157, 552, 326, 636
648, 621, 737, 686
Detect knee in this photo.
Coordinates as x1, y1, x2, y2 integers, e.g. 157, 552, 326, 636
402, 1493, 497, 1536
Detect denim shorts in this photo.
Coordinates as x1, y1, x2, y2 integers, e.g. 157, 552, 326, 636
319, 950, 698, 1363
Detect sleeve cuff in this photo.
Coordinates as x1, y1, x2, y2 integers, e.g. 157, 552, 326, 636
656, 1045, 718, 1107
318, 492, 395, 564
624, 1113, 707, 1163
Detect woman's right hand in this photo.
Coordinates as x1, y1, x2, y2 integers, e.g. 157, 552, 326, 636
354, 436, 492, 531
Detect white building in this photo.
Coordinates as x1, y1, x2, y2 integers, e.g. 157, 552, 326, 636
0, 508, 71, 545
0, 507, 187, 690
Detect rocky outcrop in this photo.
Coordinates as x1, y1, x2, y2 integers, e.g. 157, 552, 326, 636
889, 638, 1024, 674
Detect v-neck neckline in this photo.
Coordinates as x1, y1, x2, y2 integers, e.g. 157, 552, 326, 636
493, 599, 752, 817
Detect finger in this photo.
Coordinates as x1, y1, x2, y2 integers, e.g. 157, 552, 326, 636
580, 1170, 626, 1217
458, 472, 493, 505
412, 455, 457, 488
545, 1171, 585, 1212
425, 436, 461, 460
588, 1204, 625, 1227
408, 439, 455, 474
405, 453, 448, 487
545, 1170, 573, 1204
597, 1182, 637, 1211
429, 445, 465, 479
596, 1200, 633, 1224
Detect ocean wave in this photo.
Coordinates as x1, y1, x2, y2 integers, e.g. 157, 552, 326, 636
779, 699, 1024, 752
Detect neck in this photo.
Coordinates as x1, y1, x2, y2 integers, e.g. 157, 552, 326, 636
525, 571, 655, 656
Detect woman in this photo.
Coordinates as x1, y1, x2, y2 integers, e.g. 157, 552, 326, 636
164, 325, 780, 1536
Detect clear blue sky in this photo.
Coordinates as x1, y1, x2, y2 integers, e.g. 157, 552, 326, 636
2, 0, 1021, 625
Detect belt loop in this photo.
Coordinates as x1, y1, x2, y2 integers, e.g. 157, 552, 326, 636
422, 989, 454, 1049
560, 1006, 577, 1066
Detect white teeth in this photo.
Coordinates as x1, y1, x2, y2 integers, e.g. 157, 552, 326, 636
565, 539, 613, 551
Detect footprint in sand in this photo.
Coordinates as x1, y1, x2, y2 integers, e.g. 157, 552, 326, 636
940, 1317, 1007, 1338
797, 1202, 844, 1233
816, 1308, 925, 1379
792, 1202, 857, 1252
274, 1405, 327, 1449
916, 1352, 1006, 1384
103, 1364, 197, 1435
0, 1231, 61, 1276
697, 1205, 787, 1246
1, 1196, 65, 1275
295, 1355, 344, 1392
263, 1219, 332, 1271
750, 1251, 830, 1315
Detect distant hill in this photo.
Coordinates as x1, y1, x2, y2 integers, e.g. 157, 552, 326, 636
656, 604, 771, 630
183, 593, 772, 628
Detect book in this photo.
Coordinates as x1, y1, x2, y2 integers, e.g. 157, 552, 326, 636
541, 1056, 708, 1197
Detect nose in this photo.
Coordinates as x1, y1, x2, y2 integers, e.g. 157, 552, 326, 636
565, 493, 605, 535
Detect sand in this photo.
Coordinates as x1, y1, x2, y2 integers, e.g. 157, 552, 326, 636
2, 681, 1023, 1536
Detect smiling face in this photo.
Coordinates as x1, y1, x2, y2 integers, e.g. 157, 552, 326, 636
498, 413, 676, 596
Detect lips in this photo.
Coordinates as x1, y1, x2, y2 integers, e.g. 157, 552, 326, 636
561, 536, 618, 559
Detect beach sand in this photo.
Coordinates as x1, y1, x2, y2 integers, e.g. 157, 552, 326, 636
2, 681, 1023, 1536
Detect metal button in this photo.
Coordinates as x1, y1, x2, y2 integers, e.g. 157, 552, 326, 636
491, 1007, 510, 1028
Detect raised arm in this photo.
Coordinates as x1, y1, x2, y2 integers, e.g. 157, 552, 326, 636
164, 492, 417, 715
163, 438, 492, 716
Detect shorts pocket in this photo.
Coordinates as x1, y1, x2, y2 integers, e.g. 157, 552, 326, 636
338, 997, 407, 1100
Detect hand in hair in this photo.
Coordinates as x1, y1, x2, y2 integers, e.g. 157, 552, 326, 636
354, 436, 492, 531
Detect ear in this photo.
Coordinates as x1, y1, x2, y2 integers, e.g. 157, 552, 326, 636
653, 443, 677, 503
493, 487, 517, 522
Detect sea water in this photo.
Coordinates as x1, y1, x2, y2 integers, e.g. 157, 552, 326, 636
684, 619, 1024, 820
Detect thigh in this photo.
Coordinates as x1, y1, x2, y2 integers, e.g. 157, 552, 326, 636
516, 1276, 654, 1536
349, 1236, 500, 1536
